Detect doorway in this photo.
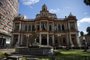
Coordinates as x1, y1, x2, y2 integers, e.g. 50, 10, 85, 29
41, 35, 47, 45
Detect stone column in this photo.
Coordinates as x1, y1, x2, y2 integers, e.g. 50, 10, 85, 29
52, 22, 54, 31
76, 33, 81, 47
58, 36, 61, 47
20, 34, 23, 45
39, 34, 41, 45
69, 34, 74, 47
17, 34, 20, 47
19, 22, 21, 31
75, 22, 78, 31
47, 22, 49, 31
47, 34, 49, 45
57, 24, 58, 31
27, 24, 29, 32
61, 24, 62, 31
52, 35, 54, 46
31, 25, 32, 31
66, 33, 69, 46
40, 22, 41, 31
10, 35, 14, 47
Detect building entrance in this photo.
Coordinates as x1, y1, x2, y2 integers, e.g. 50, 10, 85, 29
41, 35, 47, 45
0, 38, 6, 48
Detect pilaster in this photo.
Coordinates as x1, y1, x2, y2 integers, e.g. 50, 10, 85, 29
47, 34, 49, 45
39, 34, 41, 45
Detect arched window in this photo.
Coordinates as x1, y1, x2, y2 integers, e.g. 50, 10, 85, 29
54, 24, 57, 31
32, 25, 35, 31
49, 25, 52, 31
25, 25, 27, 31
58, 24, 61, 31
41, 22, 47, 30
15, 23, 19, 31
49, 36, 52, 46
70, 22, 75, 30
37, 25, 40, 30
28, 25, 31, 31
62, 25, 65, 31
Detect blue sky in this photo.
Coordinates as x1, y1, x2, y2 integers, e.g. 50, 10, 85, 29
19, 0, 90, 34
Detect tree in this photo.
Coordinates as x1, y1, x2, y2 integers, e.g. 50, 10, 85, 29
84, 0, 90, 6
86, 27, 90, 35
80, 31, 84, 36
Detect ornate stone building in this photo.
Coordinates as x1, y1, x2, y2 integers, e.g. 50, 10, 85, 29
12, 4, 79, 48
0, 0, 19, 48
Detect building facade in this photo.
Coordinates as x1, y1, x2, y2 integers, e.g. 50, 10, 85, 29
79, 35, 90, 47
12, 4, 79, 48
0, 0, 18, 48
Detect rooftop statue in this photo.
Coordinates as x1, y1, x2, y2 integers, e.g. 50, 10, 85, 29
42, 4, 48, 11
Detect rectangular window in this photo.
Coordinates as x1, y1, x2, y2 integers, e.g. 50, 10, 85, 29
28, 25, 31, 31
58, 24, 61, 31
32, 25, 35, 31
70, 22, 75, 30
62, 25, 65, 31
37, 25, 40, 31
49, 25, 52, 31
15, 23, 19, 31
54, 24, 57, 31
25, 25, 27, 31
41, 22, 47, 31
13, 35, 18, 46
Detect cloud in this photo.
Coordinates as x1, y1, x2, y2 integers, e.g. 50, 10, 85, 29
22, 0, 40, 5
79, 17, 90, 23
49, 8, 60, 13
77, 17, 90, 27
77, 17, 90, 34
77, 21, 80, 27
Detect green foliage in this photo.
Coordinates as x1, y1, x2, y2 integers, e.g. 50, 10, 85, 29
0, 52, 5, 58
0, 52, 10, 60
38, 49, 90, 60
80, 31, 84, 36
56, 49, 90, 60
3, 53, 9, 57
86, 27, 90, 35
21, 57, 27, 60
0, 52, 9, 59
84, 0, 90, 6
